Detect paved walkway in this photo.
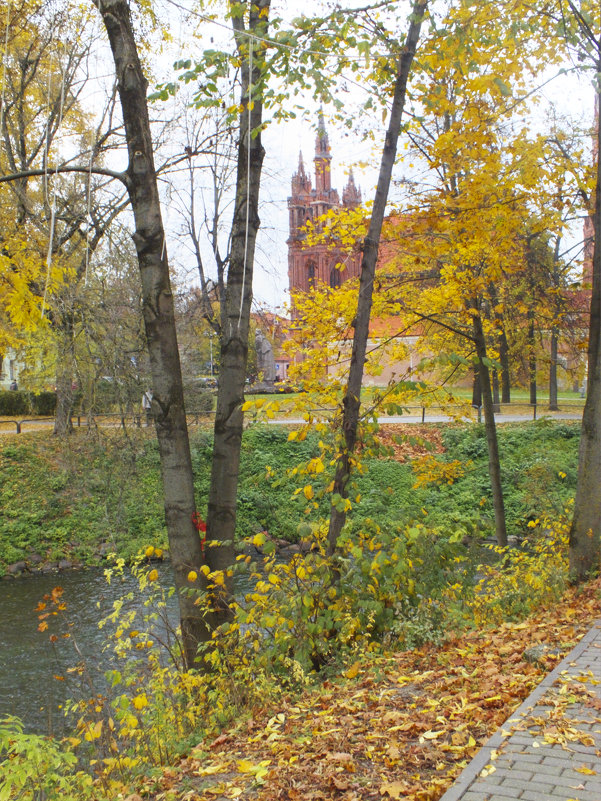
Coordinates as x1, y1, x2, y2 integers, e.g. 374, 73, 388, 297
439, 619, 601, 801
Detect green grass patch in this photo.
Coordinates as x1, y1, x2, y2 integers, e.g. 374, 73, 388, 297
0, 419, 581, 573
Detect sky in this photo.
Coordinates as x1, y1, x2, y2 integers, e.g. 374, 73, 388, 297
250, 70, 596, 310
80, 1, 598, 313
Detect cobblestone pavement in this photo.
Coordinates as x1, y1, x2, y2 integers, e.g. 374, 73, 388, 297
439, 620, 601, 801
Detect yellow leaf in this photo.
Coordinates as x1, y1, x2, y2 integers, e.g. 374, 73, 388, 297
148, 569, 158, 582
575, 766, 597, 775
345, 661, 361, 679
241, 401, 252, 412
288, 430, 298, 441
420, 729, 444, 740
303, 484, 314, 500
132, 694, 148, 710
187, 570, 198, 582
379, 781, 405, 798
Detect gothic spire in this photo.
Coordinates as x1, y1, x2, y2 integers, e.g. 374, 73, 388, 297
315, 108, 330, 157
342, 168, 362, 207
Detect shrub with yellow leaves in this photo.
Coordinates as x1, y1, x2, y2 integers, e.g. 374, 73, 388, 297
467, 516, 570, 625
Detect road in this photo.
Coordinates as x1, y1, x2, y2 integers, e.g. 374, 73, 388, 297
0, 408, 584, 435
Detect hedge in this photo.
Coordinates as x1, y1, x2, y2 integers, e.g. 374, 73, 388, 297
0, 390, 57, 416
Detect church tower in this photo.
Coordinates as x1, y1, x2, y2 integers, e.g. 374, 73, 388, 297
288, 113, 362, 304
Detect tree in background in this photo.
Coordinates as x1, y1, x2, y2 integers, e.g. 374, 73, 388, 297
0, 0, 130, 431
559, 0, 601, 580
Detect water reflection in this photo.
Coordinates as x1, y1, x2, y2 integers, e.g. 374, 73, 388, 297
0, 563, 179, 734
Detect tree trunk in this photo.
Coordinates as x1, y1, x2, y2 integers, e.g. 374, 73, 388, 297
528, 310, 537, 407
499, 328, 511, 403
327, 0, 427, 556
202, 0, 271, 636
54, 313, 75, 435
473, 310, 507, 547
569, 68, 601, 581
95, 0, 204, 669
492, 368, 500, 412
549, 325, 559, 411
549, 235, 562, 411
471, 367, 481, 408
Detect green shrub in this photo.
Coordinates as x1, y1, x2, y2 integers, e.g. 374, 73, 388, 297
0, 715, 91, 800
0, 390, 58, 416
29, 391, 57, 416
0, 390, 29, 415
184, 384, 214, 414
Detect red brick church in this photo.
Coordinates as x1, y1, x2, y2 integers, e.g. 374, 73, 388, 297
287, 112, 362, 298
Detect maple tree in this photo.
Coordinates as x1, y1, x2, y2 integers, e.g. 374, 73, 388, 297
0, 0, 87, 351
559, 0, 601, 580
325, 0, 428, 557
371, 0, 579, 545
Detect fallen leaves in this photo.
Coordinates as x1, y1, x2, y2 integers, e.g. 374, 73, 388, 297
375, 424, 444, 463
145, 577, 600, 801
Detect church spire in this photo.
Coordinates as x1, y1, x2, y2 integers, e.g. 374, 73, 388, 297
342, 168, 362, 208
314, 109, 332, 195
291, 149, 311, 195
315, 108, 330, 157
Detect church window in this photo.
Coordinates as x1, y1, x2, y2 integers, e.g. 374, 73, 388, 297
329, 265, 341, 288
307, 262, 316, 288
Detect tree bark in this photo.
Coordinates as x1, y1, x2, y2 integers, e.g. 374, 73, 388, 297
327, 0, 428, 556
527, 309, 537, 406
499, 328, 511, 403
471, 367, 481, 408
473, 310, 507, 547
549, 235, 562, 411
549, 325, 559, 411
54, 313, 75, 436
569, 67, 601, 581
94, 0, 204, 669
203, 0, 271, 635
492, 368, 500, 412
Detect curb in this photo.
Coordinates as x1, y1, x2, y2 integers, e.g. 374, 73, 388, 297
438, 619, 601, 801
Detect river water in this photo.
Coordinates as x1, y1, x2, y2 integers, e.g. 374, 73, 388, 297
0, 563, 184, 734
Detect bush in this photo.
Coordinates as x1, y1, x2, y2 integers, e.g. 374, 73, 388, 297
468, 518, 570, 624
0, 390, 29, 415
0, 390, 57, 416
184, 385, 214, 414
29, 391, 57, 416
204, 521, 474, 686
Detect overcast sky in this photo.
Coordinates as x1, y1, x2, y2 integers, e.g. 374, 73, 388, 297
85, 1, 597, 313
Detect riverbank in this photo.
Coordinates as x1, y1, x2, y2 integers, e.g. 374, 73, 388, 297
0, 420, 582, 575
125, 576, 601, 801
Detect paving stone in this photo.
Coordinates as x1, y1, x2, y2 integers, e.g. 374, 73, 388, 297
499, 769, 534, 782
519, 791, 562, 801
438, 619, 601, 801
548, 789, 601, 801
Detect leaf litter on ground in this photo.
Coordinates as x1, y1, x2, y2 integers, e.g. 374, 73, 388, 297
145, 577, 600, 801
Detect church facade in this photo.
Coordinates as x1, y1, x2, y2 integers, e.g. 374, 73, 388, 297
287, 114, 362, 300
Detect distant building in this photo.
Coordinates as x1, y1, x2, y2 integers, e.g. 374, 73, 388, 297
0, 348, 21, 390
287, 111, 362, 302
